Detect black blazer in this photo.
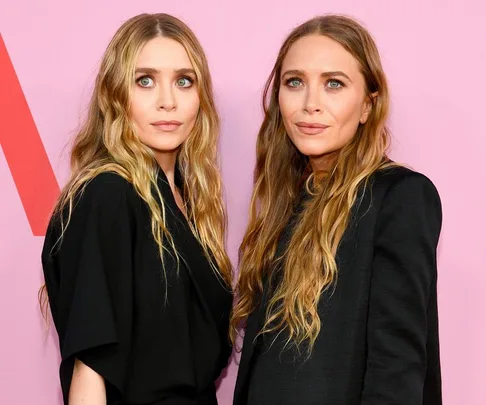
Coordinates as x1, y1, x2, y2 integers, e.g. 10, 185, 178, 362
234, 166, 442, 405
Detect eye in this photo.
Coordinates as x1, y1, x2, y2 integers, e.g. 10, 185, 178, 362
285, 77, 303, 88
176, 76, 194, 88
136, 76, 155, 88
326, 79, 344, 89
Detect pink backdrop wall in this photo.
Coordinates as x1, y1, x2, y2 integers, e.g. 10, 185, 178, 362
1, 1, 485, 404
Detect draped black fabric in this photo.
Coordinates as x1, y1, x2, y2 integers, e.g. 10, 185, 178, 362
42, 171, 232, 405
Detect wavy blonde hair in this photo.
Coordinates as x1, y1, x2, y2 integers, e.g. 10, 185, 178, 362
40, 13, 232, 317
232, 15, 395, 352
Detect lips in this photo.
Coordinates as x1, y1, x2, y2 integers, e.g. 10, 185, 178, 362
295, 122, 329, 135
150, 120, 182, 132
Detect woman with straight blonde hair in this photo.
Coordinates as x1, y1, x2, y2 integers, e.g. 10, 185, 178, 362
41, 13, 232, 405
232, 15, 442, 405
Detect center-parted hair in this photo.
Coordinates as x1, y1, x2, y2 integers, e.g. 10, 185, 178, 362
40, 13, 232, 315
232, 14, 394, 352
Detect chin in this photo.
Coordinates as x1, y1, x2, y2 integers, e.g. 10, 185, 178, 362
142, 134, 187, 154
149, 141, 185, 153
291, 137, 335, 158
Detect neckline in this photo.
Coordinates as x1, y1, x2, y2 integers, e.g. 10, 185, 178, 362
156, 167, 189, 223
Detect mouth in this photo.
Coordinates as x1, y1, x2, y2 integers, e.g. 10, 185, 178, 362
150, 120, 183, 132
295, 122, 329, 135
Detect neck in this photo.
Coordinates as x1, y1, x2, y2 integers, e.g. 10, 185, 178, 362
309, 150, 338, 173
154, 150, 178, 189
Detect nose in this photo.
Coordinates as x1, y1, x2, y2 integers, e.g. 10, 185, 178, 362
303, 85, 323, 114
157, 82, 176, 111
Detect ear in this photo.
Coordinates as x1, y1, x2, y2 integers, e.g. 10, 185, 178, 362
359, 92, 378, 124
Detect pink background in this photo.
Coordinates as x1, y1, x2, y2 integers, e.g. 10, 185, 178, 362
1, 1, 485, 404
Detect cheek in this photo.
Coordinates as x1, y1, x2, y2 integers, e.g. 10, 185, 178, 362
129, 92, 152, 125
180, 92, 200, 122
278, 89, 301, 123
326, 95, 363, 130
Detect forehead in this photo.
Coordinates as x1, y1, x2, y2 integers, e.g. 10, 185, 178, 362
282, 35, 361, 77
136, 36, 193, 69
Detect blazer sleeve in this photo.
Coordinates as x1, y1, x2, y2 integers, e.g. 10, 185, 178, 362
360, 172, 442, 404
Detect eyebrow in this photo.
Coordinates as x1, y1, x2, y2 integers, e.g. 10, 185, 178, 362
135, 67, 196, 76
281, 69, 352, 82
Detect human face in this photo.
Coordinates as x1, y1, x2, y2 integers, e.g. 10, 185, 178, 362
278, 35, 372, 171
130, 36, 200, 161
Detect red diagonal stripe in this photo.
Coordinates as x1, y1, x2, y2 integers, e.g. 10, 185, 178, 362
0, 34, 60, 236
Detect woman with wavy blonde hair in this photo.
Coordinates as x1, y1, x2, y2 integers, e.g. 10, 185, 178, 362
40, 13, 232, 405
232, 15, 442, 405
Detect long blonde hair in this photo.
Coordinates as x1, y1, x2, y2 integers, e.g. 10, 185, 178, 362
232, 15, 393, 352
40, 13, 232, 317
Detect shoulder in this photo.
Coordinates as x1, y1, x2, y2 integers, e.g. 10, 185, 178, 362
80, 172, 134, 203
370, 165, 441, 206
64, 172, 137, 227
71, 171, 142, 216
368, 164, 442, 233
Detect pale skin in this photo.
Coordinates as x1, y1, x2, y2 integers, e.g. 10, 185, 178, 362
69, 359, 106, 404
278, 34, 374, 173
68, 36, 200, 404
131, 36, 200, 216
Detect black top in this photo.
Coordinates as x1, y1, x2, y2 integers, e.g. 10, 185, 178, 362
42, 170, 233, 405
235, 166, 443, 405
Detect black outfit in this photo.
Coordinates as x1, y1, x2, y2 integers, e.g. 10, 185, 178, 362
42, 170, 232, 405
234, 166, 442, 405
